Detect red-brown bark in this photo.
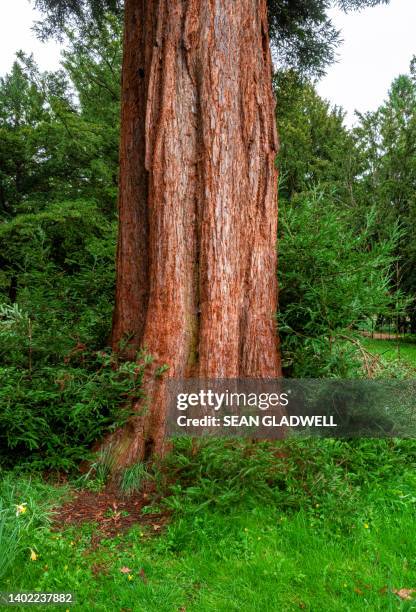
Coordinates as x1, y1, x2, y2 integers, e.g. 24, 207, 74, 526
109, 0, 281, 467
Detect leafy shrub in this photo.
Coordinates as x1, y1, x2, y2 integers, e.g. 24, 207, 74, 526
0, 199, 140, 471
0, 352, 143, 471
278, 189, 402, 377
0, 200, 116, 368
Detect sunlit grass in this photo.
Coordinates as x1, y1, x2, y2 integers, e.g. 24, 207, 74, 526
362, 337, 416, 369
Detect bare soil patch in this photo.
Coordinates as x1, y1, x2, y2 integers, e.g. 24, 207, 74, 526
52, 482, 169, 540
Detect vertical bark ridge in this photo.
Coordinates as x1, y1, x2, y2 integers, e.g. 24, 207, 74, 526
112, 0, 150, 357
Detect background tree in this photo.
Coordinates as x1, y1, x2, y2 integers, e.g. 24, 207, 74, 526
275, 70, 356, 203
274, 74, 399, 376
0, 59, 64, 217
278, 190, 398, 376
0, 48, 120, 220
354, 59, 416, 331
0, 17, 125, 347
61, 14, 122, 213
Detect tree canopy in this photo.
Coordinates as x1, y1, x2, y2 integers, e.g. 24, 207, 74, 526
34, 0, 389, 76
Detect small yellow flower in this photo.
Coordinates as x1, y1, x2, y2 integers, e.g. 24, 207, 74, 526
15, 503, 27, 516
128, 575, 133, 581
364, 523, 369, 529
30, 549, 38, 561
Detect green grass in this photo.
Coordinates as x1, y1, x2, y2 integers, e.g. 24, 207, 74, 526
0, 472, 69, 588
2, 439, 416, 611
4, 506, 416, 611
362, 337, 416, 370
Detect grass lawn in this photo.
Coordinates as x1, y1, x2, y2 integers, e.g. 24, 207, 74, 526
3, 504, 416, 611
2, 439, 416, 611
362, 337, 416, 370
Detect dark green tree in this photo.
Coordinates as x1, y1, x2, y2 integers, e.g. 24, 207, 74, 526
275, 70, 356, 202
354, 59, 416, 331
0, 34, 121, 220
0, 60, 58, 217
274, 73, 399, 376
278, 190, 398, 376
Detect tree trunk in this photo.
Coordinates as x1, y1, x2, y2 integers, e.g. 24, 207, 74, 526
108, 0, 281, 468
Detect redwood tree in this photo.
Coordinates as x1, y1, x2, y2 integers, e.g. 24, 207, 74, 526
108, 0, 281, 464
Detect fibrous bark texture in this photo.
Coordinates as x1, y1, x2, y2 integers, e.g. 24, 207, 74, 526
110, 0, 281, 466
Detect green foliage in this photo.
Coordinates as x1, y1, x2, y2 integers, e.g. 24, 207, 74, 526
0, 197, 132, 471
0, 200, 141, 470
275, 71, 356, 201
0, 197, 139, 472
354, 58, 416, 331
0, 59, 70, 217
61, 14, 121, 212
161, 438, 416, 521
0, 199, 116, 365
0, 354, 142, 471
268, 1, 389, 77
278, 189, 400, 376
0, 33, 128, 472
62, 14, 121, 122
274, 73, 406, 377
33, 0, 122, 39
0, 49, 119, 219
